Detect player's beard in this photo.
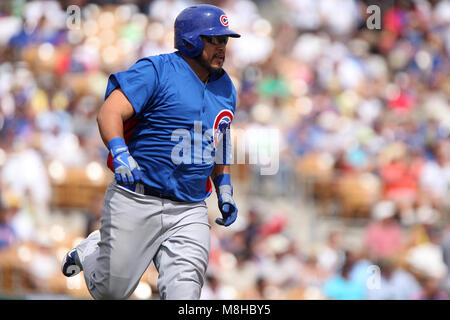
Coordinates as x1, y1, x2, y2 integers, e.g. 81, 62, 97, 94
195, 53, 224, 75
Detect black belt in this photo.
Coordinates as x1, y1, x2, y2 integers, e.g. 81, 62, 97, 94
143, 186, 186, 203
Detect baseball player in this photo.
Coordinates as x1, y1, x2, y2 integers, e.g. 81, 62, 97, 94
61, 4, 240, 300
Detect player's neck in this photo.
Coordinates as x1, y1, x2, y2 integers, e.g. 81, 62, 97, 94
182, 55, 210, 84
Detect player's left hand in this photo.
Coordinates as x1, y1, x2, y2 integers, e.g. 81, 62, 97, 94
213, 174, 238, 227
216, 193, 238, 226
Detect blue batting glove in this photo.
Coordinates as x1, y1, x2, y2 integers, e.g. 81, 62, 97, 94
213, 174, 238, 227
108, 137, 142, 185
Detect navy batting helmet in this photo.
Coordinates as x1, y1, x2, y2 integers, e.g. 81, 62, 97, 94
174, 4, 241, 58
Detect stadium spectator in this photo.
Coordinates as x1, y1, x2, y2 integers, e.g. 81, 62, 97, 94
0, 0, 448, 299
364, 201, 405, 260
0, 198, 17, 249
322, 251, 366, 300
366, 259, 421, 300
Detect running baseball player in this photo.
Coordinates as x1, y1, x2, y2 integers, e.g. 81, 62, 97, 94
61, 4, 240, 300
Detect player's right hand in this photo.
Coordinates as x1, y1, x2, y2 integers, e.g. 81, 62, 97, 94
108, 137, 142, 185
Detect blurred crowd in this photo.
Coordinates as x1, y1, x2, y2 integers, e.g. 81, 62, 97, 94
0, 0, 449, 299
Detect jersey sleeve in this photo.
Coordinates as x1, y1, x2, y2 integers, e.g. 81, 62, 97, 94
231, 83, 237, 113
104, 58, 159, 115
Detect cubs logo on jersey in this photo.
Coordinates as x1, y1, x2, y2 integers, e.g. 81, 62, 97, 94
213, 109, 233, 147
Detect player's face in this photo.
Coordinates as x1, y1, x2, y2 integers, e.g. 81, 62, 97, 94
198, 35, 228, 73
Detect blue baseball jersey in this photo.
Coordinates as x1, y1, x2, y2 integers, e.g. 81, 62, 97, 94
105, 52, 236, 202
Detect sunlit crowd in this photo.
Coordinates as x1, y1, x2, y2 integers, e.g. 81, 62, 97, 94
0, 0, 449, 299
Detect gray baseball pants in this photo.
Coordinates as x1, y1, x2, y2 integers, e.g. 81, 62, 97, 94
75, 180, 211, 300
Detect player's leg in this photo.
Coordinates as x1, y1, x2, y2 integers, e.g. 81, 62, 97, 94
78, 182, 164, 300
153, 201, 210, 299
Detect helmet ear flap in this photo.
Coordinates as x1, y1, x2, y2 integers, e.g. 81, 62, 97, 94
183, 39, 194, 50
179, 35, 204, 58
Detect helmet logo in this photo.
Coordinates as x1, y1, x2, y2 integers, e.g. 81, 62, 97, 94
220, 15, 229, 26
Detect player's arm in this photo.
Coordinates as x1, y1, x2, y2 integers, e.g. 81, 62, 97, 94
97, 88, 141, 185
97, 88, 135, 147
210, 164, 230, 178
210, 164, 238, 227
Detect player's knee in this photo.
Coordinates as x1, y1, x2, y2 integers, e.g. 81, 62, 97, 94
102, 291, 130, 300
90, 278, 134, 300
161, 268, 205, 300
162, 279, 202, 300
92, 287, 131, 300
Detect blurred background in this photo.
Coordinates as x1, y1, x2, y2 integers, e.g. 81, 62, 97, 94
0, 0, 449, 300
